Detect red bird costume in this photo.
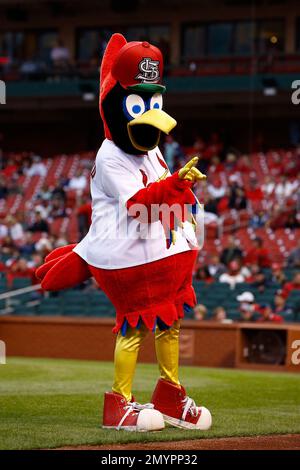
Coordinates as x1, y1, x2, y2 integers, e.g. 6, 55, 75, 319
36, 34, 212, 432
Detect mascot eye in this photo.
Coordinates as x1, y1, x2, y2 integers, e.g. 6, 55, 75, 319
124, 94, 145, 120
150, 93, 163, 110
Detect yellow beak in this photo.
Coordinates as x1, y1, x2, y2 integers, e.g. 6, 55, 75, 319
127, 109, 177, 152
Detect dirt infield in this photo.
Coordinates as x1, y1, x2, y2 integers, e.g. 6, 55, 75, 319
58, 434, 300, 450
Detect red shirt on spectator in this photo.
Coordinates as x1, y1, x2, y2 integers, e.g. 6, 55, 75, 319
245, 187, 263, 202
1, 164, 18, 179
245, 247, 271, 268
256, 313, 283, 323
282, 280, 300, 299
77, 202, 92, 226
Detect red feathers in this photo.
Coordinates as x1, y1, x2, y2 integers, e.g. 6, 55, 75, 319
99, 33, 127, 139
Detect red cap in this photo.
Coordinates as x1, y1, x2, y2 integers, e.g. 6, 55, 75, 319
111, 41, 165, 93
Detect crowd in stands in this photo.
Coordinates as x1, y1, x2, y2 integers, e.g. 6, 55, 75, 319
0, 150, 92, 288
0, 134, 299, 321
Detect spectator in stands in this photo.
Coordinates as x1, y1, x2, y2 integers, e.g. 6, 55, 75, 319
273, 290, 292, 317
245, 178, 264, 205
27, 253, 43, 269
36, 184, 52, 202
268, 263, 287, 286
282, 272, 300, 299
34, 234, 53, 256
209, 155, 224, 175
275, 175, 297, 205
34, 199, 50, 220
219, 260, 246, 289
206, 254, 226, 280
26, 155, 47, 177
0, 218, 8, 238
228, 184, 247, 211
6, 215, 24, 242
0, 236, 16, 255
50, 38, 71, 69
195, 265, 212, 282
1, 158, 18, 179
20, 54, 44, 79
19, 232, 36, 256
49, 198, 67, 219
7, 176, 22, 197
52, 180, 67, 202
224, 152, 237, 173
220, 236, 243, 266
285, 210, 300, 229
203, 194, 219, 216
68, 169, 87, 194
267, 203, 288, 230
0, 175, 8, 199
287, 239, 300, 268
244, 237, 271, 268
249, 210, 269, 229
28, 211, 49, 233
262, 175, 275, 197
6, 257, 35, 288
163, 135, 182, 173
236, 291, 258, 322
246, 263, 268, 292
193, 304, 207, 321
269, 151, 283, 177
77, 197, 92, 239
207, 179, 226, 200
256, 304, 283, 323
236, 155, 251, 174
54, 232, 68, 248
212, 306, 230, 323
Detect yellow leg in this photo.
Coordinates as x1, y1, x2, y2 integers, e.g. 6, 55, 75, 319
112, 325, 148, 401
155, 320, 180, 386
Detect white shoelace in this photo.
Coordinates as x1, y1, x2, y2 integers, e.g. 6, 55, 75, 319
182, 396, 199, 420
117, 402, 154, 429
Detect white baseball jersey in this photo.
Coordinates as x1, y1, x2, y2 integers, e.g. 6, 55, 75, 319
73, 139, 192, 269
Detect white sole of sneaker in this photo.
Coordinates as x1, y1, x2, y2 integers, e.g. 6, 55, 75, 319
102, 426, 164, 432
162, 414, 201, 430
103, 425, 141, 432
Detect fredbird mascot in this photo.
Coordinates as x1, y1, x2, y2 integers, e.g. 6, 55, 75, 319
36, 33, 212, 432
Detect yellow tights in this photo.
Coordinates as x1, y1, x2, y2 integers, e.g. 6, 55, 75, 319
112, 321, 180, 401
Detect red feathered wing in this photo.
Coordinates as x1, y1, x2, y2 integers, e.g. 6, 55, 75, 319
99, 33, 127, 139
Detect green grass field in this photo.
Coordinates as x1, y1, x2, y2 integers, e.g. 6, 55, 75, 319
0, 357, 300, 450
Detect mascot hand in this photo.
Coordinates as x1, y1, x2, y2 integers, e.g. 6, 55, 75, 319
36, 244, 91, 291
178, 157, 206, 183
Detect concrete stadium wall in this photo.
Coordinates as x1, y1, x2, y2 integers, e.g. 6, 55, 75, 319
1, 316, 299, 372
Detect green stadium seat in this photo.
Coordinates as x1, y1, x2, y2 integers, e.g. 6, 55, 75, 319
11, 278, 32, 290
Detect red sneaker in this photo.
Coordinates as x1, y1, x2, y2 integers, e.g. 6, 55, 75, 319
151, 379, 212, 430
102, 391, 165, 431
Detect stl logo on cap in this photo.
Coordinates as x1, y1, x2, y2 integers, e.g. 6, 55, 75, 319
111, 39, 164, 91
135, 57, 160, 84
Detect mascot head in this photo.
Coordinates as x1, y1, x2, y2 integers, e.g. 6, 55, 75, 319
99, 33, 177, 155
